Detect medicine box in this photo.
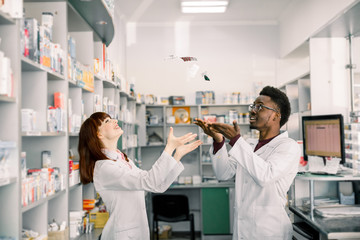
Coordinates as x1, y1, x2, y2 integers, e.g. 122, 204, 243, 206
158, 225, 172, 239
169, 96, 185, 105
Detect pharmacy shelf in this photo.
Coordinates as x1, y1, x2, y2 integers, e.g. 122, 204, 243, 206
68, 0, 114, 46
22, 189, 66, 213
141, 144, 166, 148
68, 79, 77, 87
120, 90, 136, 101
103, 79, 118, 88
146, 124, 164, 127
0, 10, 15, 25
120, 122, 138, 126
167, 124, 198, 127
94, 74, 105, 81
81, 86, 93, 93
144, 105, 164, 108
0, 95, 16, 103
0, 177, 17, 188
165, 105, 199, 108
69, 78, 94, 93
21, 57, 65, 81
69, 132, 79, 137
200, 104, 250, 107
22, 131, 67, 137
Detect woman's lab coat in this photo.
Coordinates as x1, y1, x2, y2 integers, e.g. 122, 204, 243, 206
210, 131, 300, 240
93, 150, 184, 240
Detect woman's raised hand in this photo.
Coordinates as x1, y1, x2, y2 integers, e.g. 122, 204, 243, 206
164, 127, 199, 156
174, 139, 202, 162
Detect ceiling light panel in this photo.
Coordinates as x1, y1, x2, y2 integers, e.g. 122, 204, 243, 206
181, 1, 228, 7
181, 0, 228, 13
182, 6, 227, 13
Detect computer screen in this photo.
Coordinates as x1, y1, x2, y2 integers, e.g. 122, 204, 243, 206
302, 114, 345, 164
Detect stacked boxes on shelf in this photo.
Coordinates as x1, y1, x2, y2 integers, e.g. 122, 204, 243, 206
223, 91, 256, 104
75, 63, 94, 92
69, 155, 79, 187
68, 35, 76, 80
68, 35, 94, 92
22, 14, 65, 74
196, 91, 215, 104
201, 107, 250, 125
344, 123, 360, 176
0, 0, 23, 18
21, 149, 65, 207
69, 211, 87, 238
102, 97, 118, 119
22, 167, 65, 207
68, 98, 82, 134
47, 92, 66, 132
0, 141, 16, 183
0, 51, 14, 97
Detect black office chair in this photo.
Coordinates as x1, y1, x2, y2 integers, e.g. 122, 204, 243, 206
152, 194, 195, 240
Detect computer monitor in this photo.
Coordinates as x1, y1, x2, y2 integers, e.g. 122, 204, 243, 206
302, 114, 345, 164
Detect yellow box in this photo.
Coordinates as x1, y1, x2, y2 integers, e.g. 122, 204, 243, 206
158, 225, 172, 239
48, 227, 68, 240
89, 212, 109, 228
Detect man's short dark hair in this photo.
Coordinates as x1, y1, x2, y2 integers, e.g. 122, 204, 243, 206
259, 86, 291, 127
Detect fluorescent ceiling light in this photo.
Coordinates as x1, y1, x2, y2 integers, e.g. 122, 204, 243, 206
181, 0, 228, 13
182, 6, 227, 13
181, 1, 228, 7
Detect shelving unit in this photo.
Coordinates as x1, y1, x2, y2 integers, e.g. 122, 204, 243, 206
139, 104, 251, 183
0, 0, 128, 239
0, 2, 21, 238
279, 75, 311, 140
198, 104, 251, 182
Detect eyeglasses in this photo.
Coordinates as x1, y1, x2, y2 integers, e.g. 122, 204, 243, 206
248, 104, 278, 113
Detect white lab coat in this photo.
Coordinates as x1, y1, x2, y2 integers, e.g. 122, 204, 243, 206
210, 131, 300, 240
93, 150, 184, 240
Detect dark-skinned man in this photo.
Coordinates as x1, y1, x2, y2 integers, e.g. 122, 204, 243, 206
195, 86, 300, 240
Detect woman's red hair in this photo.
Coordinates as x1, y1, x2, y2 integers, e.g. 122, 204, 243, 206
78, 112, 108, 184
79, 112, 130, 184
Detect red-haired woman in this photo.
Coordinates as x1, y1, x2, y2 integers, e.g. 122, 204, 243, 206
78, 112, 201, 239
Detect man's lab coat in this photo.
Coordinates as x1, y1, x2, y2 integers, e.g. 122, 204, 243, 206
93, 150, 184, 240
210, 131, 300, 240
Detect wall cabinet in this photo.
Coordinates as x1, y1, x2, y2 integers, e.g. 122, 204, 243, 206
201, 187, 231, 235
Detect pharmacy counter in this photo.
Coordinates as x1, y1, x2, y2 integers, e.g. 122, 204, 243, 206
290, 206, 360, 239
290, 172, 360, 239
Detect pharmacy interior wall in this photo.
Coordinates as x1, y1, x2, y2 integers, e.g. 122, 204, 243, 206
278, 0, 356, 58
309, 38, 350, 121
126, 24, 278, 104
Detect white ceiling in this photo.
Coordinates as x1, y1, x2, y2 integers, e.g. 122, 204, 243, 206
116, 0, 294, 24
